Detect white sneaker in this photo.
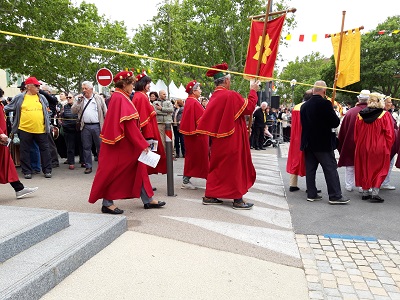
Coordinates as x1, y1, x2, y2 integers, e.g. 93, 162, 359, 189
345, 187, 353, 192
181, 182, 197, 190
381, 184, 396, 190
16, 187, 38, 199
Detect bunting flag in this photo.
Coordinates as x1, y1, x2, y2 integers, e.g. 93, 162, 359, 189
243, 15, 286, 80
283, 29, 399, 42
331, 28, 361, 88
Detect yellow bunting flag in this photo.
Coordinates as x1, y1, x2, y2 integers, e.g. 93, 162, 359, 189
285, 34, 292, 40
312, 34, 317, 42
331, 28, 361, 88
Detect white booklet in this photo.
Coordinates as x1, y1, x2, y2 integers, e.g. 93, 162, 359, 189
138, 150, 160, 168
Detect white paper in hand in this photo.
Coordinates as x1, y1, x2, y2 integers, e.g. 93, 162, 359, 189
138, 150, 160, 168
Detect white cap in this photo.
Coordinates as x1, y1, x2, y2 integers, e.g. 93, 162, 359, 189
357, 90, 370, 99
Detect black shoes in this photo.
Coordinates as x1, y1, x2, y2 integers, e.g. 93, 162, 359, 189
329, 197, 350, 205
370, 195, 384, 203
202, 197, 223, 205
84, 168, 92, 174
101, 206, 124, 214
306, 189, 322, 193
24, 174, 32, 179
289, 186, 300, 192
233, 200, 254, 210
144, 201, 166, 209
307, 195, 323, 202
361, 195, 371, 200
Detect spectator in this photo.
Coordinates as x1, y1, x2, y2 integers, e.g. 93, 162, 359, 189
4, 77, 53, 179
153, 89, 174, 151
252, 102, 268, 150
60, 92, 83, 170
72, 81, 107, 174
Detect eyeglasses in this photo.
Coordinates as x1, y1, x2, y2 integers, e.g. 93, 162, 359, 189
34, 85, 40, 88
66, 96, 72, 99
110, 90, 115, 93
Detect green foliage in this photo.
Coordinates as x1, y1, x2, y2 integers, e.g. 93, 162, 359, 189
131, 0, 294, 96
278, 52, 330, 104
0, 0, 136, 92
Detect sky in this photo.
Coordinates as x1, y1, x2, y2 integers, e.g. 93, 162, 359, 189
74, 0, 395, 69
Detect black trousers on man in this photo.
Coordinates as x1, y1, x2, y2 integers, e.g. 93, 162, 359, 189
304, 148, 342, 200
19, 130, 52, 175
253, 126, 265, 149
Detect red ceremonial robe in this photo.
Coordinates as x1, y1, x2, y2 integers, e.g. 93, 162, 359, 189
337, 102, 367, 167
354, 110, 394, 189
179, 96, 209, 179
0, 104, 19, 184
286, 102, 305, 176
88, 89, 153, 203
132, 91, 167, 175
197, 87, 257, 199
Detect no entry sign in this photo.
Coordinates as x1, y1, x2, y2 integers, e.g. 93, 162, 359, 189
96, 68, 113, 87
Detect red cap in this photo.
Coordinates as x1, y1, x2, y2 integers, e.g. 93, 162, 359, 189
135, 73, 146, 82
205, 62, 229, 79
25, 77, 41, 85
185, 80, 199, 94
113, 71, 133, 83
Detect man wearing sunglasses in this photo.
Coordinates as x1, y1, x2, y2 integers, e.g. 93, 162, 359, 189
4, 77, 53, 179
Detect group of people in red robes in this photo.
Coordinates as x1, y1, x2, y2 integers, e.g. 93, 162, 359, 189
89, 63, 260, 213
287, 86, 397, 204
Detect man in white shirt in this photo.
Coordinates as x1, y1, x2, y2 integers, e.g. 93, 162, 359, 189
72, 81, 107, 174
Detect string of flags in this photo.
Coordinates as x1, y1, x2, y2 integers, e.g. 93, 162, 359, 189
284, 29, 400, 42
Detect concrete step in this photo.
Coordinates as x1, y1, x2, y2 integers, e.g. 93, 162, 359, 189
0, 206, 69, 263
0, 210, 126, 300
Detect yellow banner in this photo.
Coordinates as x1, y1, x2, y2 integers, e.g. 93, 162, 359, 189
331, 28, 361, 88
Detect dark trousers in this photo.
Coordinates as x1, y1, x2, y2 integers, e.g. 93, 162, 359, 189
81, 124, 101, 168
304, 148, 342, 200
10, 181, 24, 192
253, 126, 265, 149
173, 125, 185, 157
47, 132, 59, 166
64, 129, 82, 165
19, 130, 52, 175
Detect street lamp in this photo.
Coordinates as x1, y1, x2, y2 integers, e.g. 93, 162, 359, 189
290, 79, 297, 107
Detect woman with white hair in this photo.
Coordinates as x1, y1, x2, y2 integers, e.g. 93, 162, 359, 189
354, 93, 395, 203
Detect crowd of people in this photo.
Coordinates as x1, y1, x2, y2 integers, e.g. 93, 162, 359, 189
1, 62, 261, 213
287, 82, 400, 204
3, 73, 398, 211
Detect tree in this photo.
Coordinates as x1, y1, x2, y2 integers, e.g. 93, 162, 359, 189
278, 52, 330, 105
0, 0, 137, 92
131, 0, 293, 96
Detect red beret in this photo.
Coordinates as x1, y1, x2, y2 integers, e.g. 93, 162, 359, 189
113, 71, 133, 83
25, 77, 41, 85
135, 73, 146, 82
205, 62, 229, 79
185, 80, 199, 94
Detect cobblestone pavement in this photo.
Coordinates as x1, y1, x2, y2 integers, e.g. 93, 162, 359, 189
279, 142, 400, 299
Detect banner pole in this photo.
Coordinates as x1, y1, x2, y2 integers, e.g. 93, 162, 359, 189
331, 11, 346, 104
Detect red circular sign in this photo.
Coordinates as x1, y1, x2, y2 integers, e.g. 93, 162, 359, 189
96, 68, 113, 87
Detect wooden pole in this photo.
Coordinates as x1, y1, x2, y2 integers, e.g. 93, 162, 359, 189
331, 11, 346, 104
255, 0, 272, 78
249, 7, 296, 20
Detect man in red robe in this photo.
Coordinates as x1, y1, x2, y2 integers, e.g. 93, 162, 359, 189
88, 71, 165, 213
337, 90, 369, 192
354, 92, 394, 203
0, 102, 37, 198
132, 73, 167, 175
197, 63, 259, 209
285, 90, 311, 192
179, 80, 209, 189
